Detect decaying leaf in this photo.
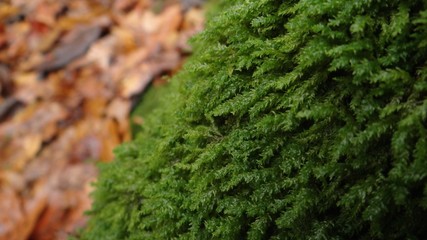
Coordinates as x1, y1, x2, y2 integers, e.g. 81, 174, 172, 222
0, 0, 205, 239
37, 25, 103, 73
0, 98, 20, 121
0, 4, 19, 22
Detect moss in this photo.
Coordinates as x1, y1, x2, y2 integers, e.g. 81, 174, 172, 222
83, 0, 427, 239
130, 83, 173, 136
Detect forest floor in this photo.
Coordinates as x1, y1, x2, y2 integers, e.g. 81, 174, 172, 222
0, 0, 204, 239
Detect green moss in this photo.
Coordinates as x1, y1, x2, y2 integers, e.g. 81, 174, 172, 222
130, 83, 172, 136
83, 0, 427, 239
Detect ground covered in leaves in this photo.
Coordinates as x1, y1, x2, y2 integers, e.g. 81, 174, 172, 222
0, 0, 204, 239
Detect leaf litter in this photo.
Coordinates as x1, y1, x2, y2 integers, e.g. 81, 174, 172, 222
0, 0, 204, 239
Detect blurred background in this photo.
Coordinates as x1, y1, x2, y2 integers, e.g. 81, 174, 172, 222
0, 0, 204, 239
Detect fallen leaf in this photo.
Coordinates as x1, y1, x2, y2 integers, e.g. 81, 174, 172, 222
113, 0, 139, 12
0, 102, 68, 138
30, 2, 64, 27
37, 28, 62, 53
0, 97, 20, 121
140, 10, 161, 34
0, 24, 7, 48
112, 26, 138, 53
181, 0, 206, 11
155, 4, 183, 50
30, 164, 96, 240
102, 118, 122, 158
119, 66, 152, 97
12, 72, 38, 87
83, 97, 107, 117
0, 186, 24, 240
83, 35, 116, 70
178, 8, 204, 51
11, 134, 43, 171
106, 98, 131, 141
0, 1, 206, 238
71, 134, 102, 163
37, 25, 103, 73
0, 171, 25, 192
0, 4, 19, 22
75, 73, 113, 100
5, 22, 30, 60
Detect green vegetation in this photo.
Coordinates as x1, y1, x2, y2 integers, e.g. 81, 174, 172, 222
130, 83, 172, 136
82, 0, 427, 239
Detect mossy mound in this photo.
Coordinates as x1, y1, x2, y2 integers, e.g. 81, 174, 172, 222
82, 0, 427, 239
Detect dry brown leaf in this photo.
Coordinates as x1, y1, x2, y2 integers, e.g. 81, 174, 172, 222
0, 171, 25, 192
0, 97, 20, 121
13, 73, 51, 104
57, 17, 93, 31
10, 134, 42, 171
102, 118, 123, 158
83, 97, 108, 117
20, 179, 50, 240
0, 24, 7, 49
110, 44, 160, 83
112, 26, 138, 53
0, 178, 48, 240
23, 125, 79, 183
61, 176, 95, 233
30, 164, 96, 240
0, 64, 11, 95
75, 75, 113, 101
0, 4, 19, 22
69, 118, 121, 162
44, 72, 83, 107
106, 98, 130, 122
119, 66, 152, 97
0, 1, 205, 238
0, 102, 67, 137
37, 28, 61, 53
155, 4, 183, 50
182, 0, 206, 10
10, 0, 42, 13
12, 72, 38, 87
150, 51, 182, 73
140, 10, 161, 34
113, 0, 139, 11
83, 35, 117, 70
0, 186, 24, 240
178, 8, 204, 51
18, 53, 44, 72
71, 134, 102, 163
37, 25, 103, 72
106, 98, 131, 141
30, 2, 63, 26
6, 22, 30, 60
